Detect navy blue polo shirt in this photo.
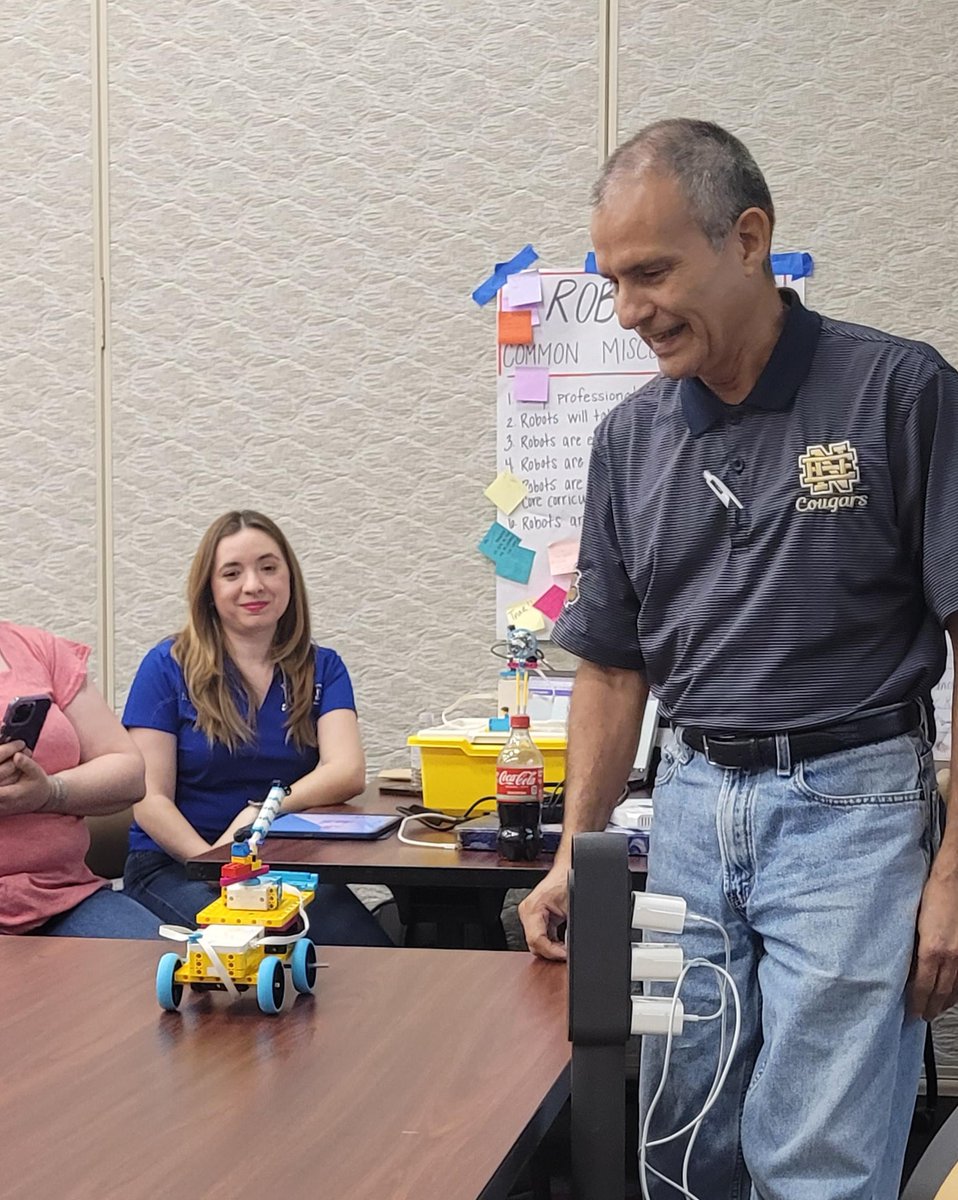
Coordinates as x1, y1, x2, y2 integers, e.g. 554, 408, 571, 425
552, 291, 958, 730
123, 639, 356, 850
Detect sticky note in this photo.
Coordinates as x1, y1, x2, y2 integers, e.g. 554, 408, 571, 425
506, 599, 546, 632
497, 544, 536, 585
484, 470, 528, 515
478, 521, 520, 563
533, 585, 568, 621
548, 537, 580, 577
513, 367, 549, 404
500, 291, 540, 325
584, 251, 598, 273
497, 309, 534, 346
503, 271, 542, 307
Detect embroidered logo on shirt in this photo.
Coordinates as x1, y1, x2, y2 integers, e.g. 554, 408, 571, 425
796, 440, 868, 512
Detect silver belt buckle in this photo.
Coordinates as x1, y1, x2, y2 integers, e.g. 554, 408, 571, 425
701, 734, 720, 767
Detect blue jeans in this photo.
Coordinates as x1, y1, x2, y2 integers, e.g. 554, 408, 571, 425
640, 730, 939, 1200
36, 886, 160, 939
124, 851, 393, 947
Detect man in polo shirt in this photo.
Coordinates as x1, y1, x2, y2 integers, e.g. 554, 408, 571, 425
518, 118, 958, 1198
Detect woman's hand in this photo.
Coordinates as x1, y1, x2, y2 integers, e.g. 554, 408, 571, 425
0, 747, 56, 816
212, 804, 261, 848
0, 740, 25, 791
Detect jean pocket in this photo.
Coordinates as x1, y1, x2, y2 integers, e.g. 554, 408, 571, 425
794, 732, 925, 807
653, 734, 692, 791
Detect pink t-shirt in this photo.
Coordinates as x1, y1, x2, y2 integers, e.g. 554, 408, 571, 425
0, 623, 104, 933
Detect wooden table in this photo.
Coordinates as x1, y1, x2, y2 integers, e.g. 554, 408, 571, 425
0, 938, 570, 1200
186, 786, 647, 948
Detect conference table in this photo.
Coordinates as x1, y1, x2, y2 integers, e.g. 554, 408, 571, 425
186, 786, 648, 948
1, 937, 570, 1200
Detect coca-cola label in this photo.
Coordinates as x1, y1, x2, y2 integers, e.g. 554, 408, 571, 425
497, 765, 543, 800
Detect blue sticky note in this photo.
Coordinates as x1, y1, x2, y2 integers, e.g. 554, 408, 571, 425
584, 251, 598, 273
478, 521, 520, 563
770, 252, 813, 281
496, 545, 536, 585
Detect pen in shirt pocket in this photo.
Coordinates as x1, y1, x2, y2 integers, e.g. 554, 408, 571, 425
703, 469, 744, 511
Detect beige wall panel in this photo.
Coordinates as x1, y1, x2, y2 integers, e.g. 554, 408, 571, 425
108, 2, 597, 767
617, 0, 958, 1084
0, 7, 97, 661
617, 0, 958, 353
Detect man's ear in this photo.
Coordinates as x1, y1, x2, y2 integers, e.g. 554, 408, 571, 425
735, 207, 773, 277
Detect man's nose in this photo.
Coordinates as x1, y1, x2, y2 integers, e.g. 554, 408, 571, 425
615, 285, 655, 332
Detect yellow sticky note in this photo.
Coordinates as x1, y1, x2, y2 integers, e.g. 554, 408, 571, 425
484, 470, 529, 515
506, 599, 546, 632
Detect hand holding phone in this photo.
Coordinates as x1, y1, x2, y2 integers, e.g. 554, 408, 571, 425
0, 695, 52, 753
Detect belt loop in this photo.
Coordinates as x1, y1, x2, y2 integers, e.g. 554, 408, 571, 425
918, 700, 931, 746
775, 732, 792, 778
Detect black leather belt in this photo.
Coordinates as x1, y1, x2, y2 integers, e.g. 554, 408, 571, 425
680, 702, 923, 769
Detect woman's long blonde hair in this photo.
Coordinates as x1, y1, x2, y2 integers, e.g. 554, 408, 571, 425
172, 511, 317, 751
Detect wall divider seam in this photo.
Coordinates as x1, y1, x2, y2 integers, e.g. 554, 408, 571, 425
90, 0, 115, 707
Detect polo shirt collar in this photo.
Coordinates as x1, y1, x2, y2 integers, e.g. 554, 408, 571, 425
680, 289, 822, 437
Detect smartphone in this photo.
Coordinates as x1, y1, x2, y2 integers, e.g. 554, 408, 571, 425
0, 695, 52, 752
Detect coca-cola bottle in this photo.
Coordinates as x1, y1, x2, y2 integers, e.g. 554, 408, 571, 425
496, 714, 543, 861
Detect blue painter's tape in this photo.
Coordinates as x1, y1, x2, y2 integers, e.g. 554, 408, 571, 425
584, 251, 598, 273
471, 243, 539, 306
771, 252, 813, 281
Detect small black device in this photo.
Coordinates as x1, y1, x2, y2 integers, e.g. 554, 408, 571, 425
0, 694, 52, 752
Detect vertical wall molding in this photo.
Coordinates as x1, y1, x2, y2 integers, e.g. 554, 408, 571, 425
90, 0, 115, 704
598, 0, 619, 162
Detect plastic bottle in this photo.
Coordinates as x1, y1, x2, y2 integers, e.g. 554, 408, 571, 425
410, 711, 435, 791
496, 714, 543, 861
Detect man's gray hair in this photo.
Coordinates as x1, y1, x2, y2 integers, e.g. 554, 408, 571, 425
593, 118, 775, 248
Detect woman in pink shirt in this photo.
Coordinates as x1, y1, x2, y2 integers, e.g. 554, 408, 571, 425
0, 622, 158, 937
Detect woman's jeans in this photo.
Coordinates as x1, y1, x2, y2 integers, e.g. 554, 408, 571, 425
124, 851, 393, 947
639, 730, 939, 1200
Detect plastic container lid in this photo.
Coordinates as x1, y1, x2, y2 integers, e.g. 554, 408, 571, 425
510, 715, 531, 729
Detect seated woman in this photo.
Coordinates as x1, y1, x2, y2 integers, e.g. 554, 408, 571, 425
122, 510, 391, 946
0, 622, 157, 937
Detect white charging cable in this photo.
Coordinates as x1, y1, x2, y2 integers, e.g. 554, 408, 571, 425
632, 906, 739, 1200
639, 958, 741, 1200
397, 812, 458, 851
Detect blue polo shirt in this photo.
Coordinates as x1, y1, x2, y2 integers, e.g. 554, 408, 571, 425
552, 291, 958, 730
124, 639, 356, 851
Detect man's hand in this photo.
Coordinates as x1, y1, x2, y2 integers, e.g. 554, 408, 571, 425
519, 861, 571, 961
0, 748, 53, 816
910, 864, 958, 1020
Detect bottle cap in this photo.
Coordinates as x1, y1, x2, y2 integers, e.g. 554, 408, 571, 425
510, 715, 531, 729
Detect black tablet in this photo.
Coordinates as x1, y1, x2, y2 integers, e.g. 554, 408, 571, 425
268, 813, 401, 840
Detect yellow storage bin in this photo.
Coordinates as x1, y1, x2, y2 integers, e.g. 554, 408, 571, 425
407, 728, 567, 814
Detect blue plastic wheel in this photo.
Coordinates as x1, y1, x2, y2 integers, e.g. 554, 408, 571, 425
290, 938, 317, 994
156, 953, 184, 1011
256, 954, 286, 1014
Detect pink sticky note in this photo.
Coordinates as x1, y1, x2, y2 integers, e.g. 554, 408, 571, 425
501, 291, 540, 325
513, 366, 550, 404
548, 538, 580, 576
533, 584, 568, 621
503, 271, 542, 307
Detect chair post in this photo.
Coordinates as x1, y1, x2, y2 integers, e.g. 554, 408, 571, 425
568, 832, 633, 1200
